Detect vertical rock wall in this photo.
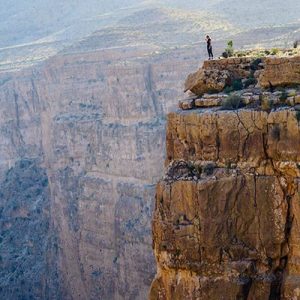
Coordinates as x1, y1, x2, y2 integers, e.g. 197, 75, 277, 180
150, 55, 300, 298
150, 107, 300, 299
0, 46, 198, 299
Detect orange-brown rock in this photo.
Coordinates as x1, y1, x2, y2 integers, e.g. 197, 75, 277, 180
184, 57, 260, 95
259, 56, 300, 88
150, 107, 300, 299
203, 57, 256, 78
184, 68, 231, 95
151, 172, 288, 299
185, 55, 300, 95
166, 109, 300, 172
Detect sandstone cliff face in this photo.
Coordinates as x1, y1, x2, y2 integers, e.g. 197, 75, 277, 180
0, 44, 200, 299
150, 56, 300, 299
259, 56, 300, 88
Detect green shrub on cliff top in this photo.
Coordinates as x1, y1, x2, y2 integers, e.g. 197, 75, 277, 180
222, 40, 234, 58
243, 77, 257, 88
224, 79, 243, 94
232, 79, 243, 91
222, 94, 244, 110
279, 90, 288, 102
271, 48, 279, 55
250, 58, 262, 71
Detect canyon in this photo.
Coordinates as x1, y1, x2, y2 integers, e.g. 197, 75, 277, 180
0, 2, 300, 299
0, 36, 202, 299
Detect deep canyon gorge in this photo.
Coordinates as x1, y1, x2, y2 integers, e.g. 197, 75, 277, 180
0, 1, 300, 299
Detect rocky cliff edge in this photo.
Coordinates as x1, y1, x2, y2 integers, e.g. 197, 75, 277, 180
150, 53, 300, 299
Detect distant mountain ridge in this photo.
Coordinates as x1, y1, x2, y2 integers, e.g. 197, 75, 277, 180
0, 0, 299, 72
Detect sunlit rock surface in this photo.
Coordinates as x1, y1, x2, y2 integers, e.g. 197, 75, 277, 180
150, 56, 300, 300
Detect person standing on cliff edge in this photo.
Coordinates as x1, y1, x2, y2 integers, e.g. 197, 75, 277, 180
206, 35, 213, 60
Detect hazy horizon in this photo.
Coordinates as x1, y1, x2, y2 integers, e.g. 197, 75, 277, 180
1, 0, 299, 48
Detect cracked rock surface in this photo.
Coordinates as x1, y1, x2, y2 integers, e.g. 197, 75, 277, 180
185, 55, 300, 96
150, 107, 300, 299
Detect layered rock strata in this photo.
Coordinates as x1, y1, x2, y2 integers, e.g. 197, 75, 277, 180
0, 43, 200, 299
151, 107, 300, 299
185, 56, 300, 95
150, 55, 300, 299
259, 56, 300, 88
179, 89, 300, 111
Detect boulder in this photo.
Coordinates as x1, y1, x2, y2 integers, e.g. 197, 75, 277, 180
184, 68, 231, 95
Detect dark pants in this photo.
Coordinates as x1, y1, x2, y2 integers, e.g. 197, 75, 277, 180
207, 46, 213, 59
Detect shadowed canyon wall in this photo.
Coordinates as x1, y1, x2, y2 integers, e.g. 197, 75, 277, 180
0, 45, 199, 299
